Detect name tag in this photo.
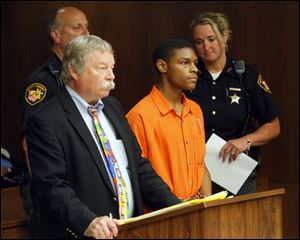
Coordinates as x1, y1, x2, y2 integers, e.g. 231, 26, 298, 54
229, 87, 241, 91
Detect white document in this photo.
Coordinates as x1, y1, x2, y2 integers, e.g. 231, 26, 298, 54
205, 133, 258, 195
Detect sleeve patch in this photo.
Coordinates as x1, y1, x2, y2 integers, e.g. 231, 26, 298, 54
25, 83, 47, 105
257, 74, 271, 94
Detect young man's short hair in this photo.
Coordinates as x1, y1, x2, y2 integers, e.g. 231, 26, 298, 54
152, 38, 195, 69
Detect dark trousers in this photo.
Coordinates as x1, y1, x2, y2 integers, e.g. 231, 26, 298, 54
212, 170, 257, 196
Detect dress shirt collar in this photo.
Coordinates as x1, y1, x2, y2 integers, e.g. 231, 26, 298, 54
65, 85, 104, 113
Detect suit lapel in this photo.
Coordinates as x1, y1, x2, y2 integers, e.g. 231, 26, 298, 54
58, 87, 116, 196
103, 102, 127, 142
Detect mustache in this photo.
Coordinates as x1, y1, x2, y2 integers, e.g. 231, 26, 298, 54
100, 80, 115, 90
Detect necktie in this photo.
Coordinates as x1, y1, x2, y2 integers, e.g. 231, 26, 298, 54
87, 106, 129, 219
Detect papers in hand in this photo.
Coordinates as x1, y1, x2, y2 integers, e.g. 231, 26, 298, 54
119, 191, 228, 225
205, 133, 258, 195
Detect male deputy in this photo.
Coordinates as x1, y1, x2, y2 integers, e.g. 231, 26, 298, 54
19, 6, 90, 161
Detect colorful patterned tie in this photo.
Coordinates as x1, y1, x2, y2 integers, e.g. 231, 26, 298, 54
87, 106, 129, 219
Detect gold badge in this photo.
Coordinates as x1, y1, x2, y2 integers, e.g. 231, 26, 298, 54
257, 75, 271, 94
25, 83, 47, 105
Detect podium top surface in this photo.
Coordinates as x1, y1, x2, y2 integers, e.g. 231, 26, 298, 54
119, 188, 285, 231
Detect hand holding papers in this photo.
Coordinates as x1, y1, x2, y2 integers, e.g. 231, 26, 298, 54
119, 191, 228, 225
205, 133, 258, 195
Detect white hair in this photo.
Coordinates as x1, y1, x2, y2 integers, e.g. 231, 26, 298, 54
60, 35, 114, 84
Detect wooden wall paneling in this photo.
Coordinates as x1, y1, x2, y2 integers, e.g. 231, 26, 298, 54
1, 1, 298, 238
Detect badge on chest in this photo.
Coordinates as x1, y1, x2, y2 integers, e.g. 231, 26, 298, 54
227, 87, 241, 104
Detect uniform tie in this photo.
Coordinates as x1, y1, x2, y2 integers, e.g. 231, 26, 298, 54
87, 106, 129, 219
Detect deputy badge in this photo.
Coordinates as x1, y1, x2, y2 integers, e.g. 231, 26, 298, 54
25, 83, 47, 105
257, 74, 271, 94
229, 93, 241, 104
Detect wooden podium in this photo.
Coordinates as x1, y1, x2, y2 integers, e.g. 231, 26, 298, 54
118, 188, 285, 239
1, 186, 31, 239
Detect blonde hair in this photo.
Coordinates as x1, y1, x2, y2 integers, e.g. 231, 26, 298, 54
190, 12, 231, 51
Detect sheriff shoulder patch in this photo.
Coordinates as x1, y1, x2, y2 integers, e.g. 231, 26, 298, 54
257, 74, 271, 94
25, 83, 47, 105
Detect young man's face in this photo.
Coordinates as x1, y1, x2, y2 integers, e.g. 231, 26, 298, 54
165, 48, 199, 91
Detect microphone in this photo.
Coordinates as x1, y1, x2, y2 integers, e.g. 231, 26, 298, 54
234, 59, 250, 137
234, 60, 245, 77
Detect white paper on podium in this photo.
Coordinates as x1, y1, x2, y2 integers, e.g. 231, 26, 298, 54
205, 133, 258, 195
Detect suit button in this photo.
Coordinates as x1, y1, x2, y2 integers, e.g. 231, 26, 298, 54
113, 197, 117, 202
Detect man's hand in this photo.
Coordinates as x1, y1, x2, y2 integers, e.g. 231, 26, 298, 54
219, 138, 249, 162
85, 215, 121, 239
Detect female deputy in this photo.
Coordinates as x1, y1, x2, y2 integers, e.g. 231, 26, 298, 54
186, 12, 280, 195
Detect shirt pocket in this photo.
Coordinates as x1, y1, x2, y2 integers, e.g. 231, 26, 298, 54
192, 118, 205, 168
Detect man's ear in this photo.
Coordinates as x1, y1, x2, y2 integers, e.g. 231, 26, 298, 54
156, 59, 167, 73
68, 64, 79, 80
50, 30, 61, 44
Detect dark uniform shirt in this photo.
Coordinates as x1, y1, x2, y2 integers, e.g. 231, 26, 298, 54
19, 53, 63, 134
186, 55, 278, 162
